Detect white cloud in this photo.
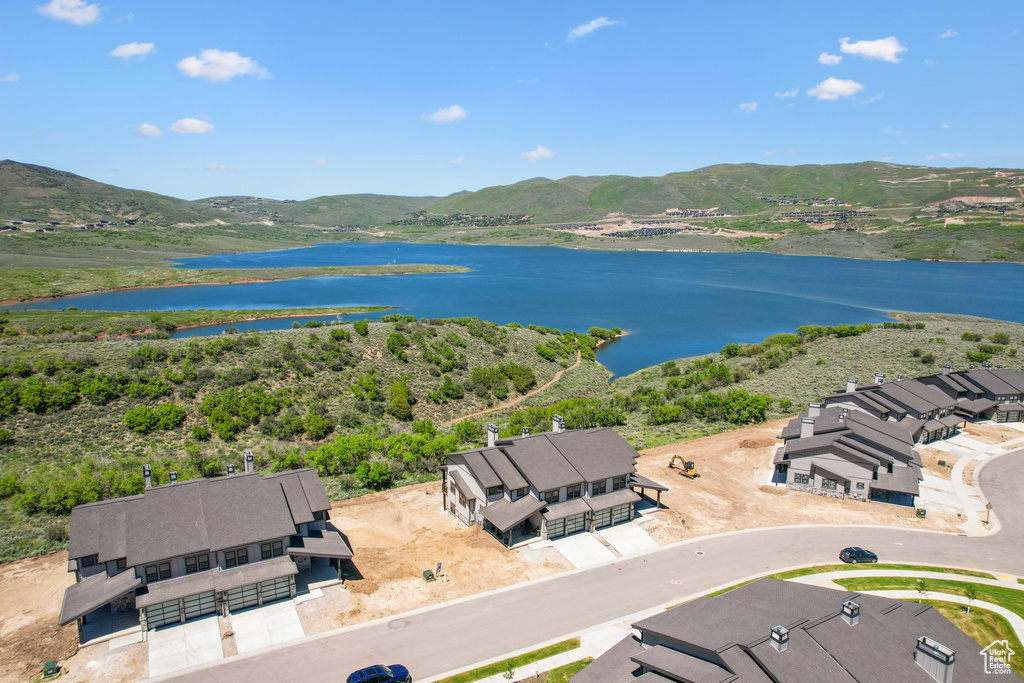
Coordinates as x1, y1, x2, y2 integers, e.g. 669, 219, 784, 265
941, 123, 950, 129
178, 49, 270, 82
0, 73, 19, 83
109, 42, 155, 61
137, 123, 162, 136
923, 59, 936, 66
36, 0, 100, 25
739, 101, 759, 113
421, 105, 468, 124
308, 157, 327, 166
170, 118, 214, 134
567, 17, 619, 43
115, 11, 133, 23
774, 88, 799, 99
203, 163, 240, 172
818, 52, 842, 66
863, 92, 885, 104
516, 78, 539, 84
807, 77, 865, 101
448, 156, 465, 165
940, 29, 959, 39
925, 152, 965, 160
839, 36, 907, 63
882, 126, 903, 135
763, 150, 777, 157
522, 145, 555, 162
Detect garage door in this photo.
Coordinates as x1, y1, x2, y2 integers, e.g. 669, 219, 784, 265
183, 591, 216, 620
593, 507, 612, 529
227, 584, 259, 612
547, 518, 565, 539
998, 412, 1008, 423
611, 503, 632, 525
565, 513, 586, 536
1008, 411, 1021, 422
259, 577, 292, 603
145, 598, 182, 629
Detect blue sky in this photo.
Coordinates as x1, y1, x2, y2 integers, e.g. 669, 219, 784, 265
2, 1, 1022, 200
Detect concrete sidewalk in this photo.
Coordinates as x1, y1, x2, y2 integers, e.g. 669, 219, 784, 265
790, 569, 1022, 589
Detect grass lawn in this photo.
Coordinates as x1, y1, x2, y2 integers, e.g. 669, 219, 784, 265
923, 602, 1024, 678
432, 638, 580, 683
540, 659, 594, 683
832, 577, 1024, 618
704, 564, 996, 598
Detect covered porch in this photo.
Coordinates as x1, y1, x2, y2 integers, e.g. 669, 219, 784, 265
629, 473, 669, 508
288, 528, 354, 581
59, 568, 141, 643
480, 495, 546, 547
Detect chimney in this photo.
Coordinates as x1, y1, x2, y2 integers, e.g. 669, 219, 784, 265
808, 402, 821, 417
942, 364, 952, 375
874, 372, 886, 385
169, 471, 178, 484
227, 464, 235, 476
521, 427, 530, 437
770, 625, 789, 653
800, 418, 815, 438
244, 450, 254, 473
846, 378, 858, 393
143, 464, 152, 489
487, 424, 499, 448
841, 600, 860, 626
915, 636, 955, 683
552, 414, 565, 433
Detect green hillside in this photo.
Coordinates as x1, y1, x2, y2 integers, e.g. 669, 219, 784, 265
428, 162, 1024, 222
200, 192, 445, 227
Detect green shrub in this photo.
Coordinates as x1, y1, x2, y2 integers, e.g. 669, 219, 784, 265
124, 405, 159, 433
966, 350, 992, 363
192, 425, 211, 441
990, 332, 1011, 345
355, 461, 392, 490
0, 428, 12, 446
921, 352, 936, 365
961, 332, 983, 342
353, 320, 370, 336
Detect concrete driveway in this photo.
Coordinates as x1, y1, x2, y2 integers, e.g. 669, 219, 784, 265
229, 599, 305, 654
148, 614, 223, 679
549, 532, 616, 568
597, 522, 659, 556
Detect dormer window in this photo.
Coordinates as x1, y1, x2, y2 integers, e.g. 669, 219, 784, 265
486, 485, 503, 496
566, 484, 582, 500
612, 476, 627, 491
79, 554, 98, 568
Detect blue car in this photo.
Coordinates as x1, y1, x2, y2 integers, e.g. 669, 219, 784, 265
839, 547, 878, 563
346, 664, 412, 683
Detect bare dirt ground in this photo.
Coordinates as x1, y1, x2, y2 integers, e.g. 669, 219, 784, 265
0, 553, 77, 683
1, 418, 978, 680
326, 482, 570, 629
633, 418, 960, 545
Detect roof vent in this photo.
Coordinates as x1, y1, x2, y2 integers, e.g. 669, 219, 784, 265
552, 414, 565, 433
487, 424, 499, 448
521, 427, 530, 437
897, 375, 904, 381
942, 364, 953, 375
244, 450, 254, 473
169, 471, 178, 484
770, 625, 789, 652
874, 372, 886, 385
982, 362, 993, 369
841, 600, 860, 626
915, 636, 955, 683
143, 464, 152, 489
227, 464, 235, 475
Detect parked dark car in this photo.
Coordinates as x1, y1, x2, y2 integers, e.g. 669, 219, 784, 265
839, 547, 878, 563
346, 664, 412, 683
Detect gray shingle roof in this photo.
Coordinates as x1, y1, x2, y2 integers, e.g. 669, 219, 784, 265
287, 529, 352, 560
135, 556, 298, 608
449, 469, 476, 500
503, 435, 585, 492
68, 469, 330, 566
963, 369, 1020, 397
460, 450, 502, 489
547, 428, 637, 482
480, 448, 527, 490
541, 497, 591, 521
586, 488, 640, 512
481, 495, 546, 532
630, 645, 735, 683
58, 568, 140, 626
570, 634, 645, 683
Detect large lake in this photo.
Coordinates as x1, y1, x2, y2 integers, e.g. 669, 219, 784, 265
12, 244, 1024, 377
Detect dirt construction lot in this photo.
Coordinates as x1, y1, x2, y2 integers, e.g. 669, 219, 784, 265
0, 417, 980, 682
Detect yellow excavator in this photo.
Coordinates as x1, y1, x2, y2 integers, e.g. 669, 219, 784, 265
669, 454, 700, 479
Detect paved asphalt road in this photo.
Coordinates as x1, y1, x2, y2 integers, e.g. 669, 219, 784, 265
167, 450, 1023, 683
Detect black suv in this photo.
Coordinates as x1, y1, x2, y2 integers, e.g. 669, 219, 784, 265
839, 547, 878, 563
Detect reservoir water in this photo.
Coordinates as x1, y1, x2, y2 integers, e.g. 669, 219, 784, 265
11, 244, 1024, 378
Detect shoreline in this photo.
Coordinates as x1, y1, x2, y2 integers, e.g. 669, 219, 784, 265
168, 307, 394, 332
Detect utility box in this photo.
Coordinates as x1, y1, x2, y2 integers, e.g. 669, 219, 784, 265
916, 508, 927, 518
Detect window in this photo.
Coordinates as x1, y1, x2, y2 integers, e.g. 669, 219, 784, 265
565, 484, 582, 500
856, 482, 865, 490
612, 476, 627, 491
115, 558, 127, 571
225, 548, 249, 568
887, 463, 894, 474
543, 489, 559, 505
79, 554, 97, 568
313, 510, 326, 521
592, 480, 607, 496
514, 487, 529, 500
458, 491, 467, 506
185, 553, 210, 574
145, 562, 172, 583
486, 485, 503, 496
821, 478, 838, 491
794, 473, 810, 485
449, 481, 456, 494
261, 540, 284, 560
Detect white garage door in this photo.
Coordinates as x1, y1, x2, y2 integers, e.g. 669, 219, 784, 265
565, 513, 586, 536
547, 517, 565, 539
259, 577, 291, 603
611, 503, 632, 525
183, 591, 216, 620
593, 507, 612, 529
227, 584, 259, 612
